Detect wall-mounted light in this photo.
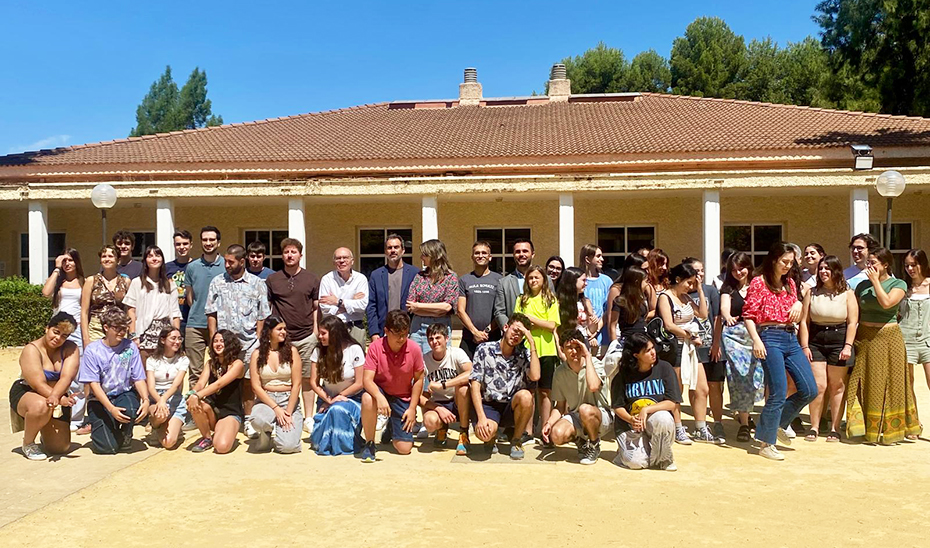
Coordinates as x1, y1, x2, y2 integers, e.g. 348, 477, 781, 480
851, 144, 873, 170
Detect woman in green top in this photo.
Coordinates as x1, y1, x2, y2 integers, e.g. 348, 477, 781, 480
514, 265, 560, 445
846, 248, 921, 444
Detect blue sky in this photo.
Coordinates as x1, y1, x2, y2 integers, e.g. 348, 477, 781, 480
0, 1, 822, 155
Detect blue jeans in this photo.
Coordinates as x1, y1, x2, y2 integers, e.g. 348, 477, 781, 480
87, 391, 141, 454
755, 329, 817, 445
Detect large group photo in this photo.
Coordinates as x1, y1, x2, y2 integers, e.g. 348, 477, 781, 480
2, 1, 930, 545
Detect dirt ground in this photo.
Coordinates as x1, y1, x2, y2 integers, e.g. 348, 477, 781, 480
2, 345, 929, 547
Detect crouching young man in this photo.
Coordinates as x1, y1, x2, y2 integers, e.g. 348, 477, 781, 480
542, 330, 613, 465
469, 313, 539, 460
420, 323, 472, 455
359, 310, 425, 462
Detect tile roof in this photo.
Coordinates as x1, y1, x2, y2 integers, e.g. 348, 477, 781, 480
3, 93, 930, 170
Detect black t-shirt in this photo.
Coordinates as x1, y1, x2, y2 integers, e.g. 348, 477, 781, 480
611, 300, 647, 339
610, 359, 682, 425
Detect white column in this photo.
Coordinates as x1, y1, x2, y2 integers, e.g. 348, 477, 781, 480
288, 198, 307, 268
28, 202, 49, 285
421, 196, 438, 242
559, 193, 575, 267
850, 188, 870, 237
702, 190, 721, 277
156, 199, 176, 262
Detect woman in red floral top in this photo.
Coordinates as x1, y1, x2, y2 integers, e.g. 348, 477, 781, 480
743, 242, 817, 461
407, 239, 459, 355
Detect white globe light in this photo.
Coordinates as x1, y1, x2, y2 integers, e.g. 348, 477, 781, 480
875, 170, 906, 198
91, 183, 118, 209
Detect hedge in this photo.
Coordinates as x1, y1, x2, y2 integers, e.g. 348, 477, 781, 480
0, 277, 52, 347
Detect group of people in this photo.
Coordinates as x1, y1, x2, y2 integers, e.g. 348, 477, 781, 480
9, 226, 928, 468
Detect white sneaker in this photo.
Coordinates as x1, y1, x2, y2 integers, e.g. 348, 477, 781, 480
244, 419, 259, 440
23, 443, 48, 461
303, 420, 313, 435
777, 428, 793, 446
376, 414, 388, 431
785, 425, 797, 439
663, 462, 678, 471
415, 422, 429, 439
759, 444, 785, 461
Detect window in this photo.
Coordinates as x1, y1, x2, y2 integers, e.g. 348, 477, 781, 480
243, 229, 288, 271
869, 222, 913, 275
724, 224, 783, 266
597, 226, 656, 270
358, 228, 414, 277
20, 232, 67, 278
475, 228, 532, 274
130, 232, 156, 260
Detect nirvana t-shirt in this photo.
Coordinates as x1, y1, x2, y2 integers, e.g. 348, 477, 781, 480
423, 346, 471, 402
610, 359, 681, 429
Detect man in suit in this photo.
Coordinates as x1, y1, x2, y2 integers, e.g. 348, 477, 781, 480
367, 234, 419, 341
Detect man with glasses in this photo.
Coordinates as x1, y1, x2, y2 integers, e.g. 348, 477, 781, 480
320, 247, 370, 344
844, 233, 880, 288
457, 241, 502, 359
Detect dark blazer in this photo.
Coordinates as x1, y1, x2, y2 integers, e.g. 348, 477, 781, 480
366, 262, 420, 337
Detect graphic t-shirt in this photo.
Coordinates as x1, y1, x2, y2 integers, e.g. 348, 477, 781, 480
423, 346, 471, 402
78, 339, 146, 397
458, 270, 503, 340
165, 259, 191, 323
610, 359, 681, 431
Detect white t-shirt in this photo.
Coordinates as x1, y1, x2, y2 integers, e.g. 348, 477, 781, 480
145, 354, 190, 391
310, 344, 365, 398
423, 346, 471, 402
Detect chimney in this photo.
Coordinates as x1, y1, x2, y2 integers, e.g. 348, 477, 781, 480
547, 63, 571, 102
458, 68, 482, 106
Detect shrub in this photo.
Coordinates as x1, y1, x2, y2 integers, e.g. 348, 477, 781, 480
0, 277, 52, 347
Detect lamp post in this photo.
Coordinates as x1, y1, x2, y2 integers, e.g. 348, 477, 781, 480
91, 183, 118, 246
875, 171, 906, 249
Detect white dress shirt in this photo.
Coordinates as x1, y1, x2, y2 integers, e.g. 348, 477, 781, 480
319, 270, 369, 322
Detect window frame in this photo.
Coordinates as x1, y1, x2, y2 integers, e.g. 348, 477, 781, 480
723, 223, 784, 265
595, 224, 657, 269
19, 232, 67, 278
869, 221, 914, 274
357, 227, 415, 277
242, 228, 289, 271
474, 227, 533, 275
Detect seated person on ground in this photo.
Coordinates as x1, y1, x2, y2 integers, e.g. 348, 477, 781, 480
542, 330, 612, 465
359, 310, 425, 462
469, 313, 540, 460
249, 316, 304, 454
611, 332, 680, 471
186, 330, 245, 454
78, 307, 150, 454
308, 316, 366, 456
10, 312, 81, 460
419, 323, 472, 455
145, 327, 188, 449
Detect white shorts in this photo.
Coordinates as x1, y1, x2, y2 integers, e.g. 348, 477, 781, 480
561, 406, 613, 440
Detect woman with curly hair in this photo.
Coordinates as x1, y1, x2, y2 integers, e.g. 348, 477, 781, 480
186, 330, 244, 454
309, 316, 366, 455
646, 248, 670, 293
248, 317, 303, 454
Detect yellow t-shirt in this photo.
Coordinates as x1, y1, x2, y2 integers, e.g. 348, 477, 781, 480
514, 294, 560, 357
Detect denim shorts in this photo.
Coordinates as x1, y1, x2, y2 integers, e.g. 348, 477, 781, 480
381, 389, 415, 443
153, 389, 188, 422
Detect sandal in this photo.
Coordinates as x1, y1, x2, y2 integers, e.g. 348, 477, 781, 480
736, 424, 751, 442
804, 429, 818, 442
826, 431, 840, 443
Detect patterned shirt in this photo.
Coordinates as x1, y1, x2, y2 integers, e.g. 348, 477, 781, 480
469, 340, 530, 403
204, 271, 270, 350
742, 276, 797, 324
408, 271, 460, 331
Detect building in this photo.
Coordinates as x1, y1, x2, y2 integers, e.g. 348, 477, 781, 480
2, 66, 930, 284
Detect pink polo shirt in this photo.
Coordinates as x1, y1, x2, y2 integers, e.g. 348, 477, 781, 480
364, 337, 424, 400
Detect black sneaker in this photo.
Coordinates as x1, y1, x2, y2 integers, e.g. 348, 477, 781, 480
380, 422, 392, 445
580, 438, 600, 465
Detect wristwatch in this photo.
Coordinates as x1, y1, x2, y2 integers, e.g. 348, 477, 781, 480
441, 380, 447, 390
337, 298, 344, 308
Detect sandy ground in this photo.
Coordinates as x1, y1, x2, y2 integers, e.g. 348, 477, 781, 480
2, 345, 930, 547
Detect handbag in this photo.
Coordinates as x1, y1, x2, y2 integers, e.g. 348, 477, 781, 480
645, 316, 677, 355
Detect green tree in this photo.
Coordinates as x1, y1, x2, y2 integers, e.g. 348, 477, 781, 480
557, 42, 630, 94
739, 38, 787, 103
670, 17, 746, 98
130, 66, 223, 137
627, 50, 671, 93
815, 0, 930, 116
781, 37, 835, 108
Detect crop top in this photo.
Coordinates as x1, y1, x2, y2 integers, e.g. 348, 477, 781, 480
259, 361, 293, 388
809, 289, 848, 325
856, 277, 907, 324
742, 276, 798, 324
